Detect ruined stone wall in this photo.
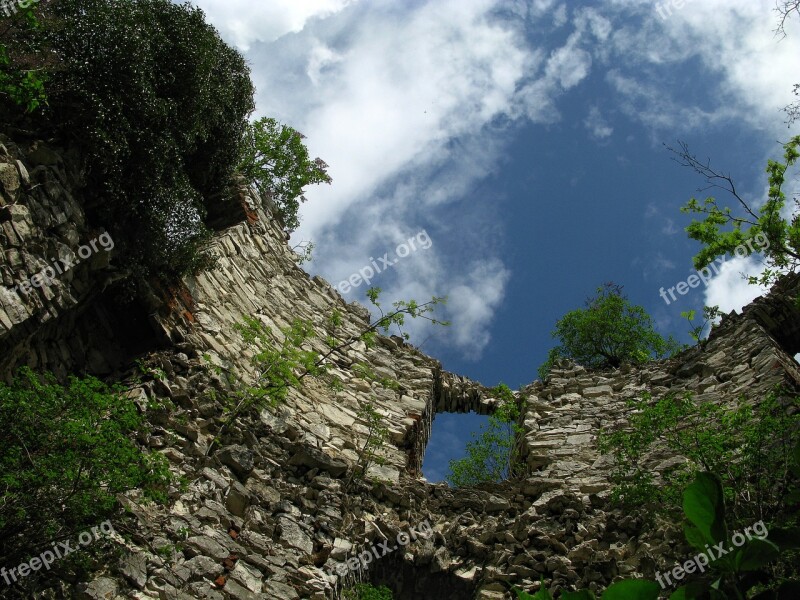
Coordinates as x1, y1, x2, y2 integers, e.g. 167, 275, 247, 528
518, 291, 800, 497
2, 134, 799, 600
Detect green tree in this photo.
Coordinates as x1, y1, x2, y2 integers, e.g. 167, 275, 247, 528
447, 384, 523, 487
0, 368, 171, 566
18, 0, 255, 285
0, 5, 47, 114
238, 117, 332, 231
671, 136, 800, 289
538, 283, 678, 380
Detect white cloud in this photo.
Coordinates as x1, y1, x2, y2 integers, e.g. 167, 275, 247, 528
703, 256, 770, 314
185, 0, 799, 359
584, 106, 614, 139
545, 32, 592, 90
190, 0, 357, 50
218, 0, 558, 358
602, 0, 800, 136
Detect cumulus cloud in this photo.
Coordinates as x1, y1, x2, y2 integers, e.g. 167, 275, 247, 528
190, 0, 357, 50
226, 0, 554, 358
602, 0, 800, 136
703, 256, 771, 314
186, 0, 799, 358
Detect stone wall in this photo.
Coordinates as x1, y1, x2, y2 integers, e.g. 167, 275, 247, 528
518, 289, 800, 496
2, 134, 799, 600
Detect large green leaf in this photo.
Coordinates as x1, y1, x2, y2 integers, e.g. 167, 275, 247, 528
735, 538, 780, 572
684, 523, 708, 552
601, 579, 660, 600
767, 527, 800, 551
669, 582, 709, 599
683, 472, 727, 547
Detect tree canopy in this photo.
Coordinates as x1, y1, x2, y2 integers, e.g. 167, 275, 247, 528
539, 283, 678, 380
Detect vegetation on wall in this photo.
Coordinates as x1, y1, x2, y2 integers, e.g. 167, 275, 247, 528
239, 117, 332, 232
515, 463, 800, 599
599, 389, 800, 592
27, 0, 255, 284
209, 288, 447, 454
343, 583, 393, 600
672, 135, 800, 292
447, 383, 524, 487
1, 0, 332, 292
538, 283, 679, 380
599, 390, 799, 523
0, 6, 47, 114
0, 368, 172, 567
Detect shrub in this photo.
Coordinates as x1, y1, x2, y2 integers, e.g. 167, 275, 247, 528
28, 0, 255, 283
0, 367, 171, 565
342, 583, 393, 600
447, 384, 523, 487
239, 117, 331, 231
345, 402, 390, 490
599, 390, 800, 532
538, 283, 678, 380
0, 5, 48, 114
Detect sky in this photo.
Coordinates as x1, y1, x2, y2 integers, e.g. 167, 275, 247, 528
185, 0, 800, 483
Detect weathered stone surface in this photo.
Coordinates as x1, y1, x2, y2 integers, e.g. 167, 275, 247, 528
79, 577, 119, 599
3, 134, 800, 600
120, 551, 148, 590
287, 444, 348, 477
263, 580, 300, 599
218, 445, 255, 480
277, 516, 313, 555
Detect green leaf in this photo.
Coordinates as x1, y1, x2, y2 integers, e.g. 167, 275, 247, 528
601, 579, 660, 600
768, 527, 800, 551
669, 582, 709, 600
683, 523, 708, 551
562, 591, 595, 600
682, 472, 726, 546
735, 538, 780, 572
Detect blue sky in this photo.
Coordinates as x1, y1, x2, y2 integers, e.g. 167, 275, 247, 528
187, 0, 800, 483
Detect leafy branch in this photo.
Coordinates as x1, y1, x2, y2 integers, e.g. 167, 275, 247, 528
208, 288, 447, 454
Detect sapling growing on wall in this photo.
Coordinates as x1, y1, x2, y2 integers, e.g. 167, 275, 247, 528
680, 305, 723, 344
345, 401, 391, 491
447, 384, 525, 487
209, 288, 448, 454
538, 283, 680, 381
